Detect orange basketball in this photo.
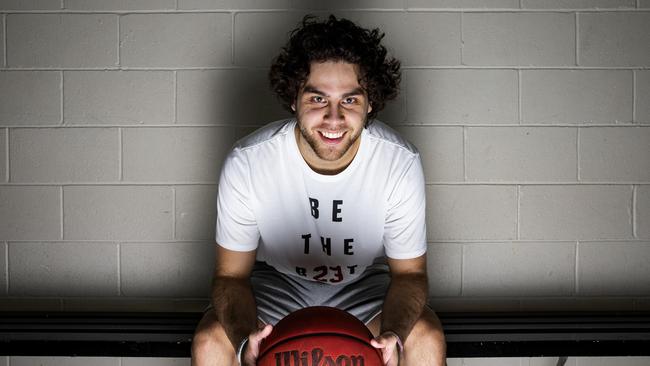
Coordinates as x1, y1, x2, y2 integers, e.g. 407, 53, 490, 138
257, 306, 383, 366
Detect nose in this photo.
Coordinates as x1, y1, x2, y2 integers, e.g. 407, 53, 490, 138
323, 102, 344, 124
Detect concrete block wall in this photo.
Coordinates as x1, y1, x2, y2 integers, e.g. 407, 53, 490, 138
0, 2, 649, 362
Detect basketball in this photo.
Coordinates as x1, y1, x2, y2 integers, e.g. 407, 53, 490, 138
257, 306, 383, 366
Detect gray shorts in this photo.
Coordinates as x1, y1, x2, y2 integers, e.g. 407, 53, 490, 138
250, 261, 390, 325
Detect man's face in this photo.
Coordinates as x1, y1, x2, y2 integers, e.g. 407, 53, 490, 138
293, 61, 372, 174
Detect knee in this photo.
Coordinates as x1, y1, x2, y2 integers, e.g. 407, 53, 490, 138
407, 308, 446, 349
191, 313, 235, 365
192, 326, 222, 357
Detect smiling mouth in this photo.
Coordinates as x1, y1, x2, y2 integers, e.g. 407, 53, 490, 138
318, 131, 346, 145
320, 130, 344, 139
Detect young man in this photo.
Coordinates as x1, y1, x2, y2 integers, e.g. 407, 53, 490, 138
192, 15, 446, 366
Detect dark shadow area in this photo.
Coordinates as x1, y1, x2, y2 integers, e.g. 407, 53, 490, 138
1, 311, 649, 357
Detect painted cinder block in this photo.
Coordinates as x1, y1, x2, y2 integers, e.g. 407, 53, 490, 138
638, 185, 650, 239
234, 125, 264, 141
10, 128, 119, 183
428, 297, 522, 312
8, 242, 118, 296
575, 357, 650, 366
64, 71, 174, 125
120, 242, 214, 297
6, 14, 117, 68
290, 0, 406, 9
234, 12, 308, 67
641, 0, 650, 7
520, 185, 633, 240
578, 241, 650, 296
0, 242, 6, 296
10, 358, 118, 366
175, 185, 218, 241
406, 69, 518, 124
463, 242, 575, 296
426, 185, 517, 240
522, 70, 633, 124
176, 70, 289, 126
0, 186, 61, 241
637, 71, 650, 124
580, 127, 650, 182
62, 298, 207, 312
530, 358, 577, 366
463, 358, 522, 366
120, 13, 231, 68
340, 12, 461, 66
122, 127, 235, 182
579, 12, 650, 67
0, 16, 4, 68
463, 13, 575, 66
467, 127, 577, 182
0, 0, 60, 10
63, 186, 173, 241
522, 0, 635, 8
377, 91, 407, 124
426, 243, 462, 297
0, 71, 61, 126
407, 0, 518, 8
0, 129, 6, 182
179, 0, 291, 10
65, 0, 176, 10
394, 126, 464, 183
122, 358, 190, 366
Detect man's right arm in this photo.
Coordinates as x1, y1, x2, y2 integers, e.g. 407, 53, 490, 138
211, 243, 259, 352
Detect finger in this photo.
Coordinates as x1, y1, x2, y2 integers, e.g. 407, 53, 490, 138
371, 333, 398, 347
370, 338, 387, 348
259, 324, 273, 338
250, 324, 272, 343
248, 324, 274, 358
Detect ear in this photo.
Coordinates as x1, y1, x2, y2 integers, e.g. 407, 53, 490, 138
367, 103, 372, 114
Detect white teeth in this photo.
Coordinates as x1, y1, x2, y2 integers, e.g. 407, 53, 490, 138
321, 131, 344, 139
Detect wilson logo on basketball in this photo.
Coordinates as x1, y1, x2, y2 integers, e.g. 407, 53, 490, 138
274, 348, 365, 366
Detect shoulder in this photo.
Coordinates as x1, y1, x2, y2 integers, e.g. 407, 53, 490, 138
221, 118, 295, 176
233, 118, 295, 152
364, 120, 419, 158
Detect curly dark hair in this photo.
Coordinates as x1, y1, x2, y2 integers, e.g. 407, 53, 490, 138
269, 15, 401, 121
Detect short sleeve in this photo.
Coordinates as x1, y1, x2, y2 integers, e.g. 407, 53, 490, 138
215, 148, 260, 251
383, 154, 427, 259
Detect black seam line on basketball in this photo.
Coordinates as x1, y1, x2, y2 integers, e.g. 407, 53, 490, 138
259, 332, 378, 360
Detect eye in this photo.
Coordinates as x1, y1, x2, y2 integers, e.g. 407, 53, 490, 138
342, 97, 358, 105
310, 96, 326, 104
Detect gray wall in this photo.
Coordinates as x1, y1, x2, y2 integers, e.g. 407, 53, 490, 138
1, 1, 650, 365
1, 0, 649, 316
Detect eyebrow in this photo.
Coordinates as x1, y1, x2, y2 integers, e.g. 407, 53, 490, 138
302, 85, 366, 98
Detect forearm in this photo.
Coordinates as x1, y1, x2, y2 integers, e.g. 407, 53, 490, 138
211, 275, 258, 350
380, 272, 428, 342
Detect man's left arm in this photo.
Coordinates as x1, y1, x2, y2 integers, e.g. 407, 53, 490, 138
371, 254, 446, 366
380, 255, 428, 344
373, 153, 446, 364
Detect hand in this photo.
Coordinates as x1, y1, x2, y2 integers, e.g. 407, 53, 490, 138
370, 332, 400, 366
241, 324, 273, 366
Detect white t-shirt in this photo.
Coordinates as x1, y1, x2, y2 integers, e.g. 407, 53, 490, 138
216, 119, 426, 285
